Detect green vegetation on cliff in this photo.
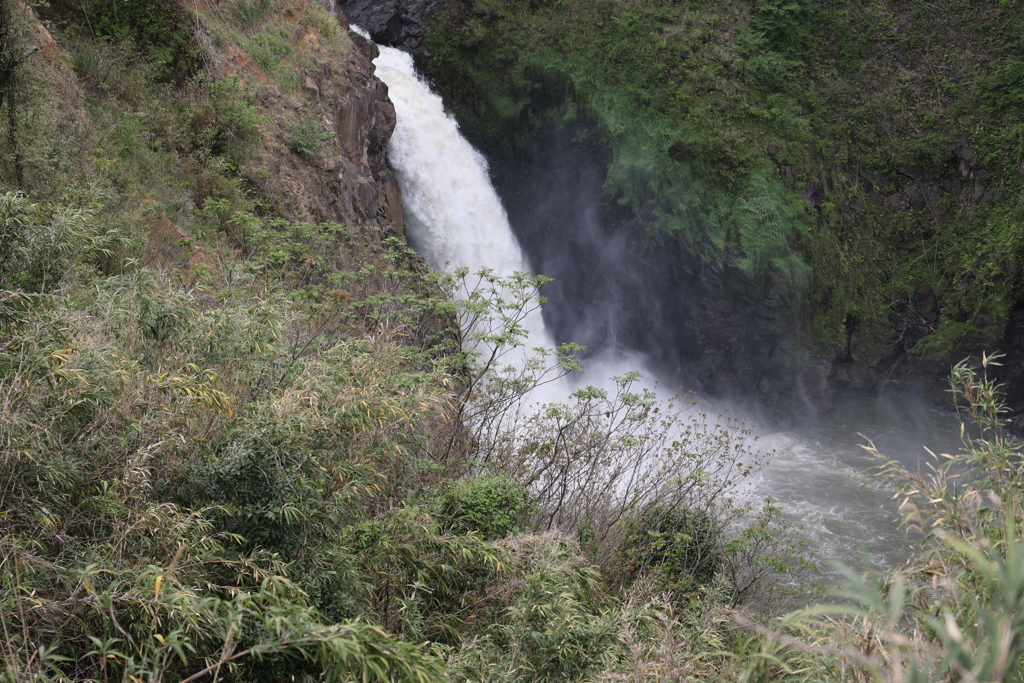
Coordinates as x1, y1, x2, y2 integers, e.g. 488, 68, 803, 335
422, 0, 1024, 371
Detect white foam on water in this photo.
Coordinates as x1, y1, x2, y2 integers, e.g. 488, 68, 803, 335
750, 422, 925, 580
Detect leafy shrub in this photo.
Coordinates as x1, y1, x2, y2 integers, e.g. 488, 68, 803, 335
244, 28, 293, 74
635, 507, 725, 592
187, 75, 266, 163
288, 114, 335, 158
0, 190, 32, 281
0, 191, 127, 292
442, 476, 536, 539
738, 39, 801, 92
984, 32, 1024, 111
344, 507, 506, 640
84, 0, 199, 81
752, 0, 818, 58
732, 171, 807, 282
478, 375, 793, 595
233, 0, 276, 30
443, 533, 746, 682
474, 536, 616, 681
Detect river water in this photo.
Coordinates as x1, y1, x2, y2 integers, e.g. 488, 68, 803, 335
365, 35, 965, 586
753, 394, 963, 583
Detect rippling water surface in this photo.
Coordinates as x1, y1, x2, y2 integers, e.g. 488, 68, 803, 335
757, 394, 965, 583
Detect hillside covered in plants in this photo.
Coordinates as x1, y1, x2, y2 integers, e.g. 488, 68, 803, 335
5, 0, 1024, 680
416, 0, 1024, 416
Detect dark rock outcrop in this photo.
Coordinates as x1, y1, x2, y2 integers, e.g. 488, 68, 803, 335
475, 120, 833, 424
337, 0, 449, 46
330, 32, 404, 230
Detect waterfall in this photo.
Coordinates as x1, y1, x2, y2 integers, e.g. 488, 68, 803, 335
362, 33, 560, 368
352, 30, 961, 586
359, 29, 665, 399
368, 43, 526, 277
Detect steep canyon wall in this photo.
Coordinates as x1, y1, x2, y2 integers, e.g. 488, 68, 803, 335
415, 0, 1024, 420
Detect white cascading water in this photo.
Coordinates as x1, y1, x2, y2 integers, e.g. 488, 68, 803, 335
370, 48, 526, 278
365, 33, 665, 404
360, 30, 561, 374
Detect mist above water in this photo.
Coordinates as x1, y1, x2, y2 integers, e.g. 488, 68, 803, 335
364, 34, 964, 586
478, 121, 701, 385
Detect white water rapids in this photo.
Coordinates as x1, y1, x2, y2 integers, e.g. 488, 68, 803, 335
361, 32, 965, 586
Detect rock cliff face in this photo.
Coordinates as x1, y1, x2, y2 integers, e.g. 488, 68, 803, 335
198, 4, 403, 234
320, 32, 404, 232
336, 0, 448, 46
482, 122, 832, 423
